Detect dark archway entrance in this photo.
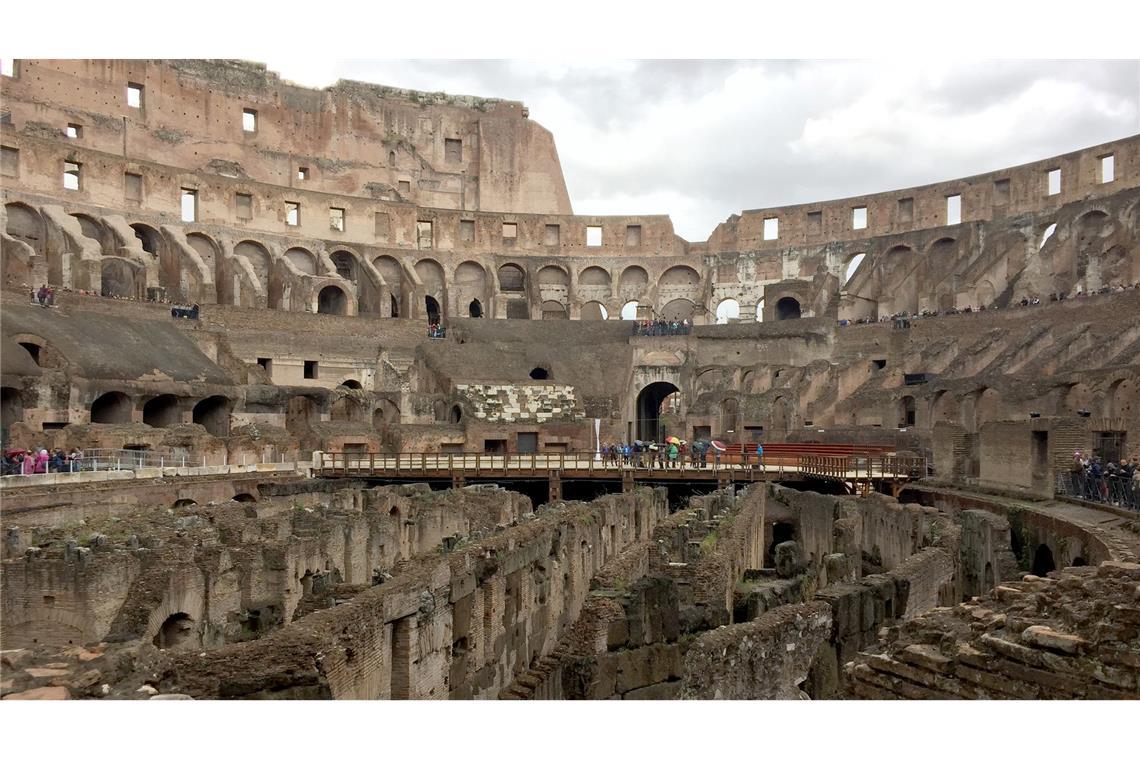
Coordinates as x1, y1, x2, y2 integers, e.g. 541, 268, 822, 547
636, 381, 680, 442
91, 391, 132, 424
425, 296, 441, 324
775, 296, 801, 320
143, 394, 180, 428
153, 613, 196, 650
1031, 544, 1056, 577
317, 285, 347, 315
193, 395, 232, 436
469, 299, 483, 318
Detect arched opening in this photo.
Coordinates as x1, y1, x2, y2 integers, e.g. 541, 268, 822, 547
143, 394, 180, 428
284, 247, 316, 275
90, 391, 132, 424
1031, 544, 1056, 577
374, 255, 404, 315
755, 299, 765, 322
720, 397, 739, 436
339, 380, 363, 390
775, 296, 801, 321
1071, 556, 1088, 567
317, 285, 347, 315
530, 367, 550, 380
974, 387, 1001, 431
660, 299, 696, 320
541, 300, 568, 319
193, 395, 232, 436
18, 342, 40, 365
581, 301, 609, 321
506, 300, 529, 320
432, 400, 449, 422
636, 381, 680, 441
468, 299, 483, 318
130, 223, 162, 256
72, 213, 104, 248
330, 396, 365, 423
233, 492, 257, 503
100, 258, 137, 298
423, 296, 441, 325
620, 301, 639, 320
5, 202, 44, 254
844, 253, 866, 286
173, 499, 197, 509
715, 298, 740, 324
983, 561, 994, 590
899, 396, 916, 427
331, 251, 358, 282
449, 405, 463, 424
373, 399, 400, 428
153, 613, 196, 650
498, 264, 526, 292
234, 241, 271, 287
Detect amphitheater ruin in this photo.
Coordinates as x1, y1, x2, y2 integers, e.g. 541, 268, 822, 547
1, 59, 1138, 701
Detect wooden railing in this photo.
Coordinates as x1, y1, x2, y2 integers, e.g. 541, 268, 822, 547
314, 450, 926, 483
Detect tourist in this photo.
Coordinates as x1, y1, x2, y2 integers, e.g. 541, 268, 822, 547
33, 448, 49, 474
667, 441, 679, 468
67, 447, 83, 472
755, 441, 764, 470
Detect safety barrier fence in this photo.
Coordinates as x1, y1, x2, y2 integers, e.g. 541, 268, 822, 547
1055, 472, 1140, 511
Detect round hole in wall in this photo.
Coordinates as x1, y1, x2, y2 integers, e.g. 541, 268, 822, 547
529, 367, 549, 380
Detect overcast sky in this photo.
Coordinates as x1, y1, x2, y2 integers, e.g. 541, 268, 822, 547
265, 59, 1140, 241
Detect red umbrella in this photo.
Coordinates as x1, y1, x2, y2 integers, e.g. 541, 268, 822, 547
710, 440, 727, 452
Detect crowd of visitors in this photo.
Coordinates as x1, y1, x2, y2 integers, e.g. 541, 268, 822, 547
837, 282, 1140, 327
2, 447, 84, 476
428, 323, 447, 339
631, 319, 692, 337
599, 440, 764, 469
30, 284, 56, 307
1066, 452, 1140, 510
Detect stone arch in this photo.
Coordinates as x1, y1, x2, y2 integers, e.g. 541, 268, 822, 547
975, 279, 996, 308
770, 396, 793, 438
541, 300, 568, 319
100, 257, 139, 298
1106, 378, 1136, 421
498, 263, 526, 293
432, 399, 449, 422
1061, 383, 1094, 416
715, 298, 740, 324
660, 299, 696, 320
974, 387, 1001, 430
720, 397, 739, 436
425, 295, 442, 324
331, 250, 359, 283
620, 301, 639, 320
899, 395, 916, 427
774, 296, 801, 321
618, 265, 649, 297
468, 299, 484, 317
234, 240, 272, 287
91, 391, 133, 424
843, 253, 866, 286
659, 265, 700, 287
374, 255, 405, 316
142, 394, 181, 428
193, 395, 232, 436
284, 247, 317, 275
581, 301, 609, 320
71, 213, 105, 250
537, 265, 569, 286
339, 379, 363, 390
879, 245, 918, 315
186, 232, 219, 275
317, 285, 348, 315
5, 202, 45, 255
579, 265, 611, 289
449, 404, 463, 424
331, 395, 366, 423
930, 391, 958, 424
130, 222, 163, 256
636, 381, 680, 441
153, 612, 198, 650
1031, 544, 1056, 577
373, 399, 400, 427
415, 258, 445, 298
755, 299, 765, 322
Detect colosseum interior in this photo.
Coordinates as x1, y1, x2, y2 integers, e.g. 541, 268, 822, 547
1, 59, 1138, 708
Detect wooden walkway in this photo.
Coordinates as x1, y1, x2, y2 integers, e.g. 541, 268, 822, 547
314, 451, 926, 497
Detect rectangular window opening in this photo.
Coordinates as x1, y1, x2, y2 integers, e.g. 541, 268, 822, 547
946, 194, 962, 225
329, 207, 345, 232
459, 219, 475, 243
762, 217, 778, 241
257, 357, 272, 374
852, 206, 867, 230
994, 178, 1010, 204
1046, 168, 1061, 196
235, 193, 253, 220
898, 197, 913, 223
417, 220, 434, 250
0, 59, 16, 78
444, 138, 462, 162
180, 188, 198, 222
1100, 154, 1115, 184
626, 224, 642, 246
544, 224, 561, 246
872, 359, 887, 370
1, 146, 19, 178
285, 201, 300, 226
63, 161, 81, 191
66, 123, 82, 139
502, 222, 518, 241
242, 108, 258, 133
303, 360, 318, 379
127, 83, 144, 109
297, 167, 309, 181
586, 225, 603, 247
807, 211, 822, 233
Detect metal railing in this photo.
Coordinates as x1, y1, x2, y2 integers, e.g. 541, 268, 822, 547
315, 450, 926, 483
1, 448, 205, 477
1055, 472, 1139, 511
